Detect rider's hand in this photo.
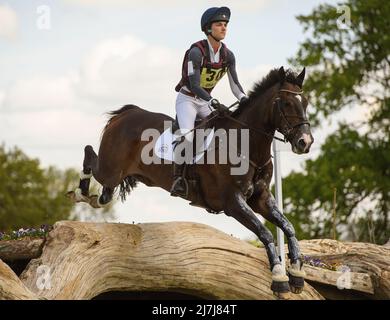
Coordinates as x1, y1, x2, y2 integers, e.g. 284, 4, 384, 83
209, 98, 229, 114
239, 96, 249, 106
209, 98, 220, 110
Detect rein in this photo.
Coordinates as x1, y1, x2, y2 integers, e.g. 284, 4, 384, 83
175, 89, 308, 178
224, 89, 308, 143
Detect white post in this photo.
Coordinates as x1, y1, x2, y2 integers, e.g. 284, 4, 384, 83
273, 140, 285, 269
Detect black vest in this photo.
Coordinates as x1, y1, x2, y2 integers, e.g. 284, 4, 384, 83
175, 40, 229, 94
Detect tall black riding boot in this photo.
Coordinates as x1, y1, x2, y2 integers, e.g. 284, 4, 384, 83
170, 162, 188, 198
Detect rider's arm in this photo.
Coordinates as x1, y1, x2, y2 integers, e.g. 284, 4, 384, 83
226, 50, 247, 101
187, 47, 213, 102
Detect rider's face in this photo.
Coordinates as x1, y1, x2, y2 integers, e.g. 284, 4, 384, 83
210, 21, 228, 40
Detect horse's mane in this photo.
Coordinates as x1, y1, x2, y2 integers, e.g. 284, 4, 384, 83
232, 68, 299, 117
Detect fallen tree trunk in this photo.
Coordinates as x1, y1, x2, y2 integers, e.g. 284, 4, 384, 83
0, 221, 388, 300
0, 259, 37, 300
298, 239, 390, 300
0, 238, 44, 261
1, 221, 322, 300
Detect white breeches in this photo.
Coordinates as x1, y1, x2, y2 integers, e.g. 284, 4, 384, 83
175, 92, 212, 144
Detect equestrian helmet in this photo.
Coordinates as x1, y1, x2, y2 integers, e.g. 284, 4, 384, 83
201, 7, 230, 33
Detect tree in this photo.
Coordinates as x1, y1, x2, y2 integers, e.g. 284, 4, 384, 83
290, 0, 389, 128
279, 124, 389, 243
0, 144, 115, 232
279, 0, 389, 244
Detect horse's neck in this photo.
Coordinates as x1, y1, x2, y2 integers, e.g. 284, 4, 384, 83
237, 95, 274, 168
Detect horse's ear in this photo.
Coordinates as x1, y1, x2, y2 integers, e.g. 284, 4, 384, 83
296, 67, 306, 88
278, 66, 286, 84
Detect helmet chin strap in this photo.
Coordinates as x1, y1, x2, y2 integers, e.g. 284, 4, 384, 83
210, 34, 220, 42
208, 30, 220, 42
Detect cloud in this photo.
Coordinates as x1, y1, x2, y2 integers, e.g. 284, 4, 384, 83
0, 91, 5, 108
0, 4, 18, 40
2, 75, 76, 113
75, 35, 180, 113
63, 0, 271, 12
0, 33, 273, 170
1, 109, 101, 144
0, 35, 181, 115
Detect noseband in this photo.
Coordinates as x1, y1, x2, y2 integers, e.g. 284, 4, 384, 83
274, 89, 310, 143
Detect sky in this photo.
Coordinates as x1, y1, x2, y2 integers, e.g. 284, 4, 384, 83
0, 0, 365, 240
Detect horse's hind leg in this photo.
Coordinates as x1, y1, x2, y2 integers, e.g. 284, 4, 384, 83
67, 145, 98, 205
79, 145, 97, 196
89, 186, 114, 208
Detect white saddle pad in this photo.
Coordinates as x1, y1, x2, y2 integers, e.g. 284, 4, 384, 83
154, 127, 215, 164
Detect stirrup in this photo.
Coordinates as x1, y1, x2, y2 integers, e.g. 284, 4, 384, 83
170, 177, 189, 198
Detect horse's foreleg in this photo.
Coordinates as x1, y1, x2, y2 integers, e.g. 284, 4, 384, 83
224, 191, 290, 299
248, 190, 306, 294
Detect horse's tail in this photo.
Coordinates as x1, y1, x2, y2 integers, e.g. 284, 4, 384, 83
103, 104, 140, 135
107, 104, 139, 116
118, 175, 138, 202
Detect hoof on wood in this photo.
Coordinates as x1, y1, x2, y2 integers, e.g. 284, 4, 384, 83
288, 274, 305, 294
271, 280, 290, 300
273, 290, 291, 300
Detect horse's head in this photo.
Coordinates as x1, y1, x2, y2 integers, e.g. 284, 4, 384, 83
272, 67, 313, 154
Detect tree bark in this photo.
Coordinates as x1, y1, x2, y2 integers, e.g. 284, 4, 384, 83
0, 221, 388, 300
0, 238, 44, 261
0, 259, 37, 300
298, 239, 390, 299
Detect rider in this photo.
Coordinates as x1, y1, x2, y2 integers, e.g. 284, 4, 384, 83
171, 6, 248, 197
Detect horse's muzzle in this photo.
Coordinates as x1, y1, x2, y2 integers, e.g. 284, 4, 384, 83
291, 125, 313, 154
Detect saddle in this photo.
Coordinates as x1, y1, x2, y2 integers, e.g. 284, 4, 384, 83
170, 115, 211, 136
170, 116, 222, 215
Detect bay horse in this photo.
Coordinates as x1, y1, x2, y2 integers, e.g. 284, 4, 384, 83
67, 66, 314, 298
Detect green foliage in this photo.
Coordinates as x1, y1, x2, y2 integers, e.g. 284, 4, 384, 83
281, 125, 389, 243
0, 144, 115, 232
282, 0, 389, 244
290, 0, 390, 128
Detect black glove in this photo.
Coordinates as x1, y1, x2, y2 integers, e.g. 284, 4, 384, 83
210, 98, 229, 114
239, 96, 249, 106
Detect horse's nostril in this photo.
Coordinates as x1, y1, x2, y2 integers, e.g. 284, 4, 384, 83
298, 138, 306, 149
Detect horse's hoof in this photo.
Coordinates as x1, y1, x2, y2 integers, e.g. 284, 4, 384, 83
89, 195, 101, 208
66, 188, 89, 203
288, 274, 305, 294
271, 281, 290, 300
66, 191, 76, 201
273, 291, 291, 300
290, 286, 304, 294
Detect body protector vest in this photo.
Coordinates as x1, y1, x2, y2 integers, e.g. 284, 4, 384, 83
175, 40, 229, 94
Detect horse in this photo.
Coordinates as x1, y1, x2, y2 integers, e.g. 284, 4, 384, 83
67, 66, 314, 298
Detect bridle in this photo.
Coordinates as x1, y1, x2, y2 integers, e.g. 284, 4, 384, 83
274, 89, 310, 143
221, 88, 311, 178
223, 88, 310, 143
